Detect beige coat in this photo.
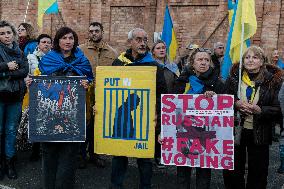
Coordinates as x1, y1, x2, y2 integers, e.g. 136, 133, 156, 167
79, 40, 118, 77
80, 40, 118, 122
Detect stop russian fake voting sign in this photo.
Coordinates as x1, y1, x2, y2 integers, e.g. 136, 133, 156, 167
161, 94, 234, 170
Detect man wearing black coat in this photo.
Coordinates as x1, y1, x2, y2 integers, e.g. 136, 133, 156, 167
110, 28, 167, 189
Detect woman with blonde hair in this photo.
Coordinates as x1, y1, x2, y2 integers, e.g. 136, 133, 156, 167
223, 46, 283, 189
0, 20, 28, 180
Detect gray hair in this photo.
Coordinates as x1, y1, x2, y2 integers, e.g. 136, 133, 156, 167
128, 28, 146, 40
213, 42, 224, 49
0, 20, 18, 41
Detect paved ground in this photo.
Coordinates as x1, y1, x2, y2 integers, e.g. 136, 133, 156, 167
0, 140, 283, 189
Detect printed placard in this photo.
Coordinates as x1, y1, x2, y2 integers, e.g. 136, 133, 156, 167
29, 76, 86, 142
95, 66, 156, 158
161, 94, 234, 170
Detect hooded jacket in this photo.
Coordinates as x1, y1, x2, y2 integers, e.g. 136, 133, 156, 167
225, 63, 283, 145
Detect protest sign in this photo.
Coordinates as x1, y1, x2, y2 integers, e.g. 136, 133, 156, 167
29, 76, 86, 142
94, 66, 156, 158
161, 94, 234, 170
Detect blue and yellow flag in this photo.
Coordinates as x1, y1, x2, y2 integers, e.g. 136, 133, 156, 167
161, 5, 178, 62
221, 0, 257, 80
38, 0, 59, 28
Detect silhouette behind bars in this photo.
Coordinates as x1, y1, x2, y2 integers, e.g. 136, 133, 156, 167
112, 93, 140, 139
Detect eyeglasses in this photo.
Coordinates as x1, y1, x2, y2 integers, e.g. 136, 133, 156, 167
18, 28, 26, 32
134, 37, 148, 44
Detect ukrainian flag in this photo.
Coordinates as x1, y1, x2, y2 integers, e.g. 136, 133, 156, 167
161, 5, 178, 62
221, 0, 257, 80
38, 0, 59, 28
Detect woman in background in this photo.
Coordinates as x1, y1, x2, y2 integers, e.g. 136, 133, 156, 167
17, 23, 37, 57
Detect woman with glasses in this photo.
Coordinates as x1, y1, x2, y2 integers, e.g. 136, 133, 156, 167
173, 48, 224, 189
0, 21, 28, 180
17, 23, 37, 57
223, 46, 282, 189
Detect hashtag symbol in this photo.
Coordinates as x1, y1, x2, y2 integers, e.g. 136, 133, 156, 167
162, 137, 174, 151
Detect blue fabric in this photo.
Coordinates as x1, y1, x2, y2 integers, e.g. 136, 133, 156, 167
165, 62, 179, 74
246, 86, 253, 102
24, 41, 38, 57
0, 101, 22, 157
277, 59, 284, 69
39, 48, 93, 82
45, 0, 59, 14
155, 59, 178, 74
186, 76, 204, 94
132, 52, 157, 65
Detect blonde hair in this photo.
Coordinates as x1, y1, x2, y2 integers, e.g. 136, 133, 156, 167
242, 46, 267, 66
241, 46, 267, 80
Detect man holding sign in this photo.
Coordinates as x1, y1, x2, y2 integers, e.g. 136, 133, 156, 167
110, 28, 167, 189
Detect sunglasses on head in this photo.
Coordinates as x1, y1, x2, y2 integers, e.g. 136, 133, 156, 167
194, 48, 212, 54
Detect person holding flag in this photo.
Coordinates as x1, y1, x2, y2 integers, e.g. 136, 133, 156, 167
223, 46, 282, 189
221, 0, 257, 81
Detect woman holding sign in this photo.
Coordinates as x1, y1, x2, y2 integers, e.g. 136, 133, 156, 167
223, 46, 282, 189
36, 27, 93, 189
173, 48, 224, 189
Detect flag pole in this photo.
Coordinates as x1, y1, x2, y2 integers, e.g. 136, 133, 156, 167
23, 0, 31, 22
237, 22, 245, 99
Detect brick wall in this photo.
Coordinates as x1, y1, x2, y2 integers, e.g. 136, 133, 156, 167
0, 0, 283, 57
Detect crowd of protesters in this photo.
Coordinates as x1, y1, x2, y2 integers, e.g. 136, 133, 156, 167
0, 20, 283, 189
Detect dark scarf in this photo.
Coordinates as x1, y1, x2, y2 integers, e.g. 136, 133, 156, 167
0, 41, 22, 63
18, 36, 28, 51
185, 67, 217, 94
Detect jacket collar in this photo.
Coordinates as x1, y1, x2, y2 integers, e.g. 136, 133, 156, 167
86, 40, 108, 50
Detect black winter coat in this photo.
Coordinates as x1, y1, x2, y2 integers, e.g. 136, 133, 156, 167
0, 42, 28, 102
224, 63, 283, 145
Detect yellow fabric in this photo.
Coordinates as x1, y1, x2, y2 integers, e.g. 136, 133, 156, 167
242, 71, 255, 103
183, 83, 191, 94
22, 68, 41, 110
86, 83, 95, 124
94, 66, 156, 158
169, 28, 178, 62
229, 9, 234, 25
118, 52, 132, 65
38, 0, 58, 28
230, 0, 257, 63
240, 81, 260, 130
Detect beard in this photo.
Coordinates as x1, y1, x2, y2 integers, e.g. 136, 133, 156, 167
90, 36, 102, 43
